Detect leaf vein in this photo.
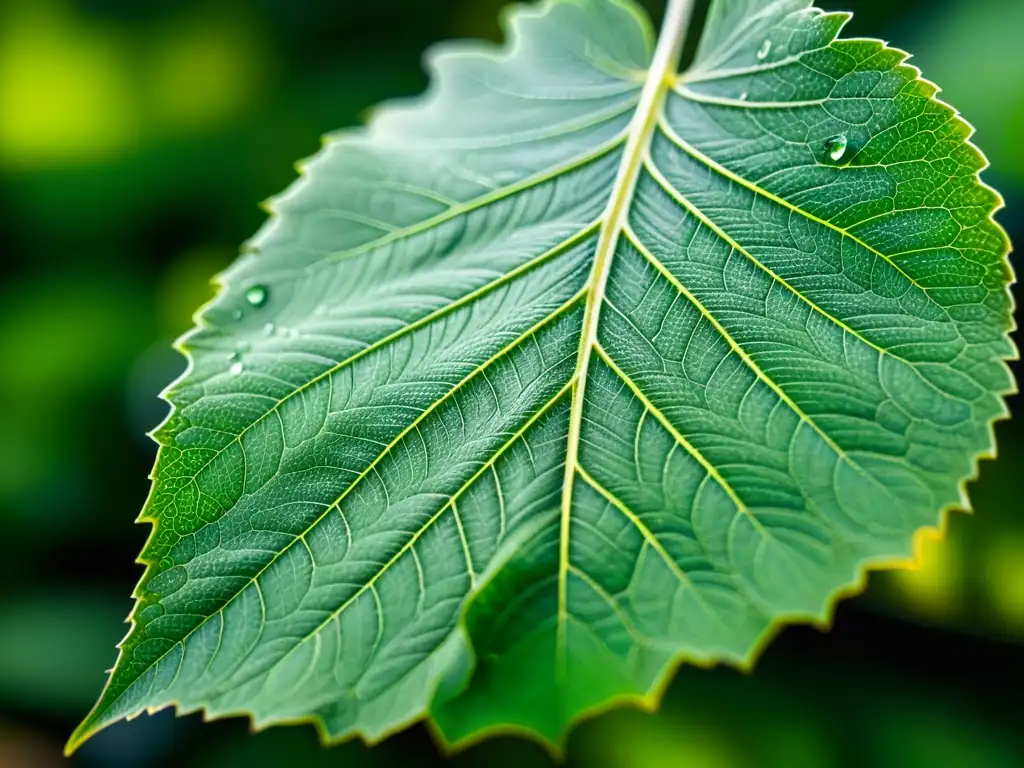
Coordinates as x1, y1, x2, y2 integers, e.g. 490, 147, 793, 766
655, 117, 927, 292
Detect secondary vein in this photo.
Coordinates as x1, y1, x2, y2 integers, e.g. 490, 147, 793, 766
156, 221, 602, 518
656, 117, 926, 292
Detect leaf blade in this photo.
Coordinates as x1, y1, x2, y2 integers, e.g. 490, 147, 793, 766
70, 0, 1015, 754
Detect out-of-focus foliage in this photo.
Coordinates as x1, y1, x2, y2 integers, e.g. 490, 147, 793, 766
902, 0, 1024, 184
0, 0, 1019, 766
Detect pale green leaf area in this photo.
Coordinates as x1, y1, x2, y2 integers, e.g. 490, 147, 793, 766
69, 0, 1015, 754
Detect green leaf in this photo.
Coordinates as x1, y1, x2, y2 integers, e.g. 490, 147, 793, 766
69, 0, 1015, 754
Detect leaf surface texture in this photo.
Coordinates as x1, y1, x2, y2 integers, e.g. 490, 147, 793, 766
71, 0, 1015, 751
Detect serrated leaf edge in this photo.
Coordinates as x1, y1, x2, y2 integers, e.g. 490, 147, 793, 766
66, 0, 1017, 756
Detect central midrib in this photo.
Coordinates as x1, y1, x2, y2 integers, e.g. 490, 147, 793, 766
555, 0, 697, 671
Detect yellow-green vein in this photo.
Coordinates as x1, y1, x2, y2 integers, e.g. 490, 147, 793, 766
620, 219, 899, 502
674, 84, 832, 109
80, 292, 585, 733
451, 500, 477, 587
567, 564, 665, 650
656, 116, 925, 291
307, 127, 628, 264
591, 341, 768, 539
266, 375, 577, 672
635, 163, 902, 364
575, 465, 715, 617
155, 220, 602, 519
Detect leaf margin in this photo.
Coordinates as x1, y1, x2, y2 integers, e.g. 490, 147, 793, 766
65, 0, 1018, 756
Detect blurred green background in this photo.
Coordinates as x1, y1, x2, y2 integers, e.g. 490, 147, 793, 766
0, 0, 1021, 766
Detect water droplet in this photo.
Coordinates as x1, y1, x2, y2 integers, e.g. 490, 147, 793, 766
230, 361, 244, 375
825, 134, 848, 162
738, 91, 748, 101
286, 327, 300, 340
263, 322, 276, 336
757, 39, 772, 60
231, 309, 243, 320
245, 284, 269, 308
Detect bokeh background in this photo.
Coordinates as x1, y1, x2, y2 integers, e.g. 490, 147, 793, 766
0, 0, 1021, 766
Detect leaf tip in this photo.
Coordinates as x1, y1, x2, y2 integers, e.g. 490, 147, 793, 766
65, 713, 103, 757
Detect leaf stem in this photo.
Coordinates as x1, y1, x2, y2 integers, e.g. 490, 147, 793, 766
658, 0, 699, 78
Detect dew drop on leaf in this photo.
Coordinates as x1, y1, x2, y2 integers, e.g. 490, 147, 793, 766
825, 134, 848, 162
757, 39, 771, 60
245, 285, 269, 307
232, 309, 243, 320
738, 91, 748, 101
263, 322, 276, 336
229, 361, 244, 375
